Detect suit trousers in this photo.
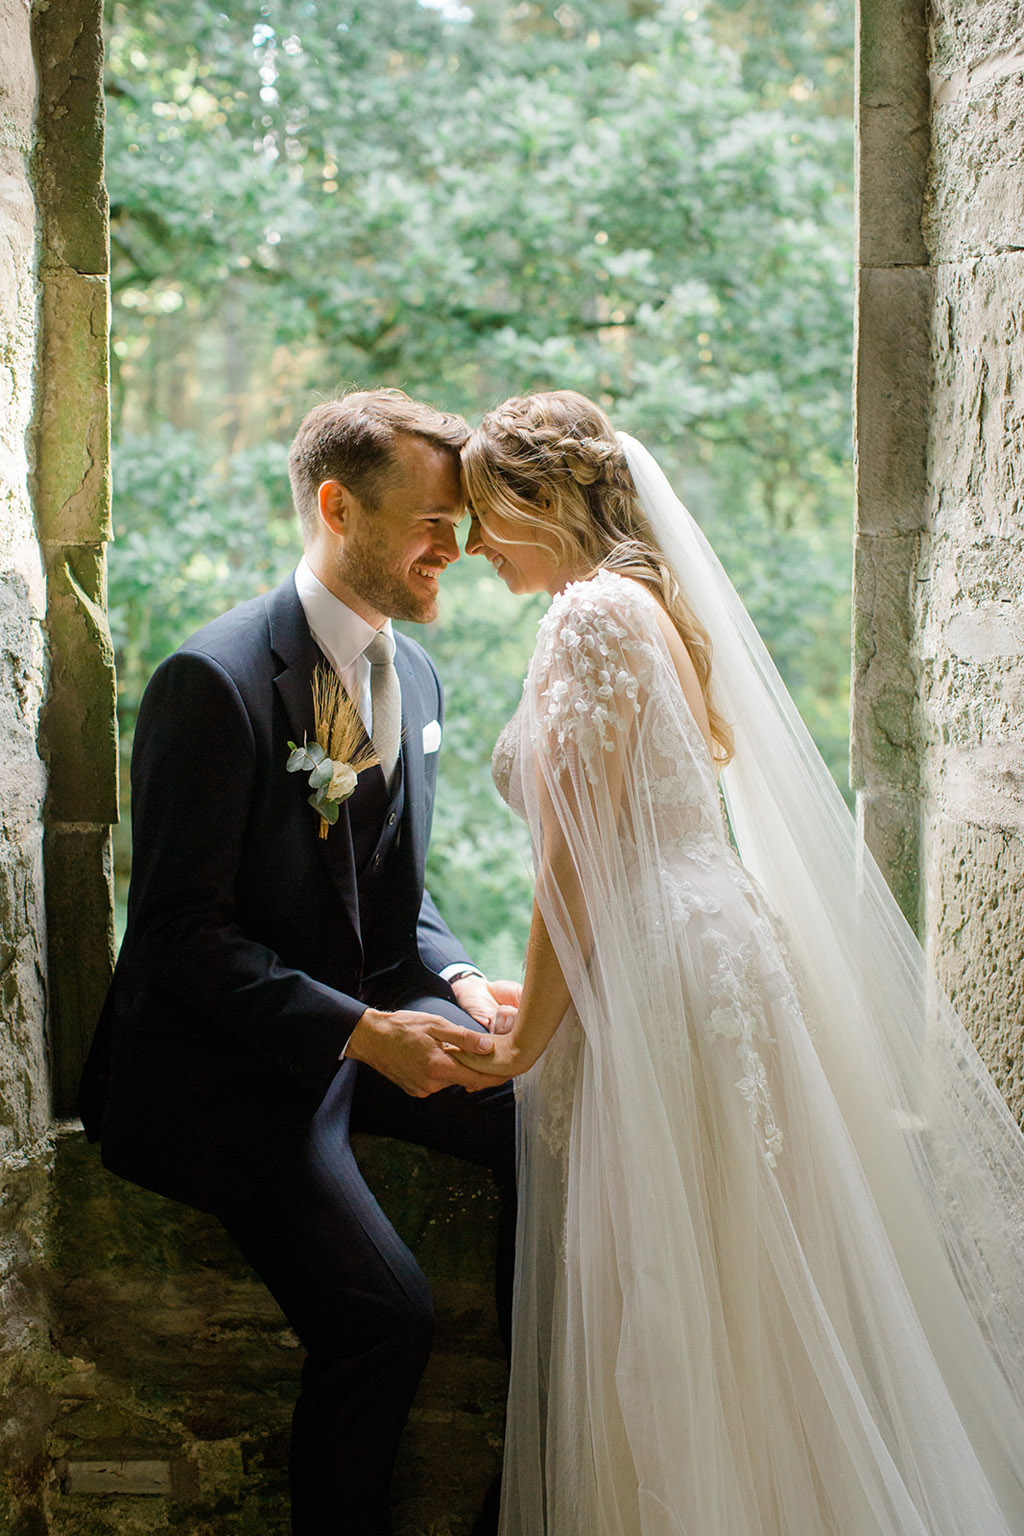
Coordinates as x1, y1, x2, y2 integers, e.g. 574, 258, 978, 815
221, 992, 516, 1536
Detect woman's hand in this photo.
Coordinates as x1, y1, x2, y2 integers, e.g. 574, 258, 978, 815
447, 1030, 527, 1078
450, 974, 523, 1034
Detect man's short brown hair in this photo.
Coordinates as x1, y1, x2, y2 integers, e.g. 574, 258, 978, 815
287, 388, 470, 537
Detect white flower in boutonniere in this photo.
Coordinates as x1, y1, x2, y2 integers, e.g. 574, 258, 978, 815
286, 666, 379, 838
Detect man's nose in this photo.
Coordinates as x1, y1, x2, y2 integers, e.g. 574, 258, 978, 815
434, 521, 460, 564
464, 516, 483, 556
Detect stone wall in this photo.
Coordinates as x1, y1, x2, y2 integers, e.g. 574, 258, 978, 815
1, 1, 62, 1529
919, 0, 1024, 1116
1, 0, 116, 1528
853, 0, 1024, 1114
42, 1132, 504, 1536
0, 0, 117, 1143
0, 0, 51, 1168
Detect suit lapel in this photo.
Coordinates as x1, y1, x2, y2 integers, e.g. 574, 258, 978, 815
267, 579, 360, 922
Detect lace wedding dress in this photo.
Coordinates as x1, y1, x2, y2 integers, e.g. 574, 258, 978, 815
491, 556, 1024, 1536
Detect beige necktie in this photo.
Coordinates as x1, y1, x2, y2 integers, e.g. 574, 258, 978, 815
364, 630, 401, 789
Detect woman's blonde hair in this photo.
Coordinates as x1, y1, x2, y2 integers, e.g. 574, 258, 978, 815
462, 389, 733, 764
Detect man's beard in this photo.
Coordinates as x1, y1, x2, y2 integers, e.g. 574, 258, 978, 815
334, 529, 439, 624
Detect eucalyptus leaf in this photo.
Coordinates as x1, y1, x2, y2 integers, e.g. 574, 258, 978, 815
309, 757, 334, 790
286, 746, 313, 772
306, 742, 327, 766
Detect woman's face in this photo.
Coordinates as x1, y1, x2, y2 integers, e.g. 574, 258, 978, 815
465, 506, 571, 595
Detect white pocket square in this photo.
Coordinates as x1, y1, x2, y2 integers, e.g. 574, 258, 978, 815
422, 719, 442, 754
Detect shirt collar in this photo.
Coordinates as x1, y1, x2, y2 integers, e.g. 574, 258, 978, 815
294, 556, 394, 669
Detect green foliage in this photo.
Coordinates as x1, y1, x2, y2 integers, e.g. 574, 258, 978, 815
105, 0, 855, 968
108, 428, 300, 731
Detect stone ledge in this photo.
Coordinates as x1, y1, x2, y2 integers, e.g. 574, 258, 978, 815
32, 1129, 505, 1535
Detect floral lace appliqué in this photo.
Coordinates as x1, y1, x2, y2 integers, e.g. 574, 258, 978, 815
531, 574, 657, 785
701, 926, 790, 1167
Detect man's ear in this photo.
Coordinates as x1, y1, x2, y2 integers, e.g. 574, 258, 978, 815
317, 478, 355, 537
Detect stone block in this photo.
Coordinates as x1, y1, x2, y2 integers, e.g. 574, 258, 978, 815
930, 0, 1024, 86
32, 0, 107, 278
919, 651, 1024, 754
0, 821, 49, 1154
34, 270, 111, 547
854, 265, 932, 535
851, 530, 921, 792
856, 787, 921, 931
40, 543, 117, 826
0, 1148, 58, 1536
42, 825, 114, 1118
926, 75, 1024, 261
916, 511, 1024, 758
62, 1460, 172, 1496
0, 568, 47, 819
857, 0, 929, 267
928, 256, 1024, 531
925, 742, 1024, 833
0, 1, 35, 141
0, 148, 38, 433
925, 814, 1024, 1122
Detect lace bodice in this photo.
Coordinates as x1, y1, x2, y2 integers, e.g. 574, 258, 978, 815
492, 568, 727, 861
492, 569, 803, 1167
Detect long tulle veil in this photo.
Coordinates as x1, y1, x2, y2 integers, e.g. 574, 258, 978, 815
498, 431, 1024, 1536
618, 428, 1024, 1410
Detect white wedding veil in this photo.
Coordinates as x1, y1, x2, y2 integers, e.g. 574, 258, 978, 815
618, 428, 1024, 1409
497, 427, 1024, 1536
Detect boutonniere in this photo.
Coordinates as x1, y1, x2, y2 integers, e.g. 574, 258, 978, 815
286, 666, 379, 838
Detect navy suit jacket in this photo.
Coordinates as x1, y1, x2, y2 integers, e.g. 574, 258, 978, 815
80, 576, 471, 1214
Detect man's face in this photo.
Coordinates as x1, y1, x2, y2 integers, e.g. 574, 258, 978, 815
333, 435, 463, 624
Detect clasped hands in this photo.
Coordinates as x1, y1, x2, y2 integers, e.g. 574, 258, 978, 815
347, 976, 522, 1097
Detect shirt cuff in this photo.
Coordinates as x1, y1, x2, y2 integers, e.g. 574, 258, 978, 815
440, 963, 484, 984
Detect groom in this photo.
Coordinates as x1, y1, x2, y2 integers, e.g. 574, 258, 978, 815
79, 389, 517, 1536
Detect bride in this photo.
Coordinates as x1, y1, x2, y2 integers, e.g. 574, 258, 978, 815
452, 389, 1024, 1535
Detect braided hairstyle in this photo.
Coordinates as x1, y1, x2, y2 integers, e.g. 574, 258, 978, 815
462, 390, 733, 764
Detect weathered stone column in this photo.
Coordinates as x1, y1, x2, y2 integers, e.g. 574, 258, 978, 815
851, 0, 931, 929
0, 0, 50, 1160
32, 0, 118, 1116
917, 3, 1024, 1117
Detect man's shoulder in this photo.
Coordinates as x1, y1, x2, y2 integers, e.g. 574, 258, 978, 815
180, 590, 271, 661
395, 629, 442, 690
177, 577, 301, 672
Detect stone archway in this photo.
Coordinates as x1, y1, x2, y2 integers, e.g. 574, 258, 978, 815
2, 0, 1024, 1527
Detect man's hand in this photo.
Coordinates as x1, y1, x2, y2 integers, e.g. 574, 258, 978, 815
450, 975, 523, 1034
346, 1007, 509, 1097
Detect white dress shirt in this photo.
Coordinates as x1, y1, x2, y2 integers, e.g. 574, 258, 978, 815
293, 555, 393, 737
292, 560, 480, 996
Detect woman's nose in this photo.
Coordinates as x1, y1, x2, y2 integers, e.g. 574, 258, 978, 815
465, 515, 484, 556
